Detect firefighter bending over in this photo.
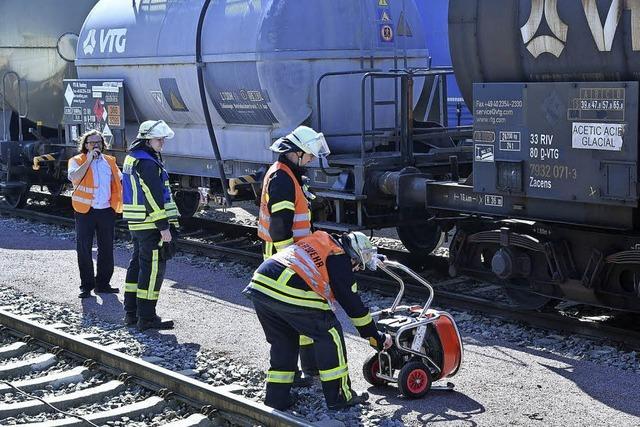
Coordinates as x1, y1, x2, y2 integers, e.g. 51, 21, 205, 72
243, 231, 392, 410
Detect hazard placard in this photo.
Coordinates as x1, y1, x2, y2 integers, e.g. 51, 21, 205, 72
380, 24, 394, 42
377, 8, 392, 22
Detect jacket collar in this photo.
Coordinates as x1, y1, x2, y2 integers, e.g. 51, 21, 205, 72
278, 154, 304, 184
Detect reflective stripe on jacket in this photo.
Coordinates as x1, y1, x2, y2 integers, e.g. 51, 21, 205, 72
269, 231, 344, 309
257, 161, 311, 245
122, 150, 178, 230
70, 153, 123, 214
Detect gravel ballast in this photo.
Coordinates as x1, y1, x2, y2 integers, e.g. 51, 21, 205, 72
0, 214, 639, 425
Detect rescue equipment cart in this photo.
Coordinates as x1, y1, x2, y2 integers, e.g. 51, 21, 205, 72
363, 257, 463, 398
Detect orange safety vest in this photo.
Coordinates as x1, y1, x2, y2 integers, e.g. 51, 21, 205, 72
70, 153, 123, 214
257, 161, 311, 242
271, 231, 344, 307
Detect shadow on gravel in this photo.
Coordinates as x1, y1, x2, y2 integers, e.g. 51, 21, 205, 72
80, 294, 125, 324
466, 338, 640, 418
369, 389, 484, 426
537, 359, 640, 417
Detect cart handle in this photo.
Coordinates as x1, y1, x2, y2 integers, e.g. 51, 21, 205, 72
376, 257, 434, 316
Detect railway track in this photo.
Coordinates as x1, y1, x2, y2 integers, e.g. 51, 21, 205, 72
2, 201, 640, 352
0, 307, 309, 426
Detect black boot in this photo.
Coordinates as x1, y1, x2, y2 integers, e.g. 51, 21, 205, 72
136, 299, 173, 330
137, 315, 174, 331
292, 370, 314, 388
124, 312, 138, 326
327, 391, 369, 410
300, 345, 319, 377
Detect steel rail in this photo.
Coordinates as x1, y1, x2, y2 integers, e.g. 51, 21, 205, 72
0, 309, 311, 427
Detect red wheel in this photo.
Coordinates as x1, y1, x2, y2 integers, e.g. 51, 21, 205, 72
362, 353, 388, 386
398, 361, 432, 398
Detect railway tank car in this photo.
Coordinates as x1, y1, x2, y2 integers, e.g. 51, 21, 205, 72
76, 1, 426, 174
69, 0, 442, 215
0, 0, 98, 207
404, 0, 640, 311
0, 0, 98, 130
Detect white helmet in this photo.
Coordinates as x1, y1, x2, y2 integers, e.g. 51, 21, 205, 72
269, 125, 330, 158
341, 231, 378, 271
136, 120, 175, 140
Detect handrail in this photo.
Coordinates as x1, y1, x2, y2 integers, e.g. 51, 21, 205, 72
375, 257, 435, 317
316, 69, 380, 132
317, 68, 458, 164
2, 71, 28, 142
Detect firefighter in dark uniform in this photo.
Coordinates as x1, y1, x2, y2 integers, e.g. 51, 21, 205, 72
257, 125, 331, 384
243, 231, 393, 410
122, 120, 179, 331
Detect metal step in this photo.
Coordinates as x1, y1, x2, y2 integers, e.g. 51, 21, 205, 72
314, 191, 366, 201
313, 221, 367, 232
373, 100, 396, 106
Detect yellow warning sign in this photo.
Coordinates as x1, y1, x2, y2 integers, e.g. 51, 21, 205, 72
379, 0, 388, 6
381, 11, 391, 21
170, 92, 186, 111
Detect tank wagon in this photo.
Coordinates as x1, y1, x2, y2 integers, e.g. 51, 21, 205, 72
0, 0, 98, 206
403, 0, 640, 311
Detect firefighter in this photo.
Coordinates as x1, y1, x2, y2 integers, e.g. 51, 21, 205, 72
257, 125, 331, 385
122, 120, 179, 331
243, 231, 393, 411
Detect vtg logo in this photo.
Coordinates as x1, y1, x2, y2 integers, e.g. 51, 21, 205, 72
521, 0, 640, 58
521, 0, 567, 58
82, 28, 128, 55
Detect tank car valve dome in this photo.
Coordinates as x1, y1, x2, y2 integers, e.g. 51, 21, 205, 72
136, 120, 175, 140
269, 126, 330, 158
341, 231, 378, 271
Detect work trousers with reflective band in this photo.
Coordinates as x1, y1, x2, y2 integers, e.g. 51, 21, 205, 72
261, 242, 319, 376
124, 229, 167, 320
253, 299, 353, 410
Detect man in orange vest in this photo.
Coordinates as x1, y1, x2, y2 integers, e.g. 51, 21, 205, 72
67, 130, 123, 298
257, 126, 331, 386
243, 231, 392, 411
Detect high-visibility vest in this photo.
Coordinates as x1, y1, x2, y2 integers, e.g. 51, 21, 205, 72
70, 153, 123, 214
270, 231, 344, 308
257, 161, 311, 243
121, 150, 178, 231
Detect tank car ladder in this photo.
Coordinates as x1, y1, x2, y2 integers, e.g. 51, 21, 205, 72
1, 71, 28, 188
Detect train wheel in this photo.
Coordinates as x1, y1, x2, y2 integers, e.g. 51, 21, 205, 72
362, 354, 388, 387
504, 288, 553, 310
398, 361, 432, 398
397, 222, 444, 255
175, 190, 201, 218
2, 187, 28, 209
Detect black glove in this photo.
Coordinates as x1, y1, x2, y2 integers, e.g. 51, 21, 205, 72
369, 331, 388, 351
158, 227, 179, 261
